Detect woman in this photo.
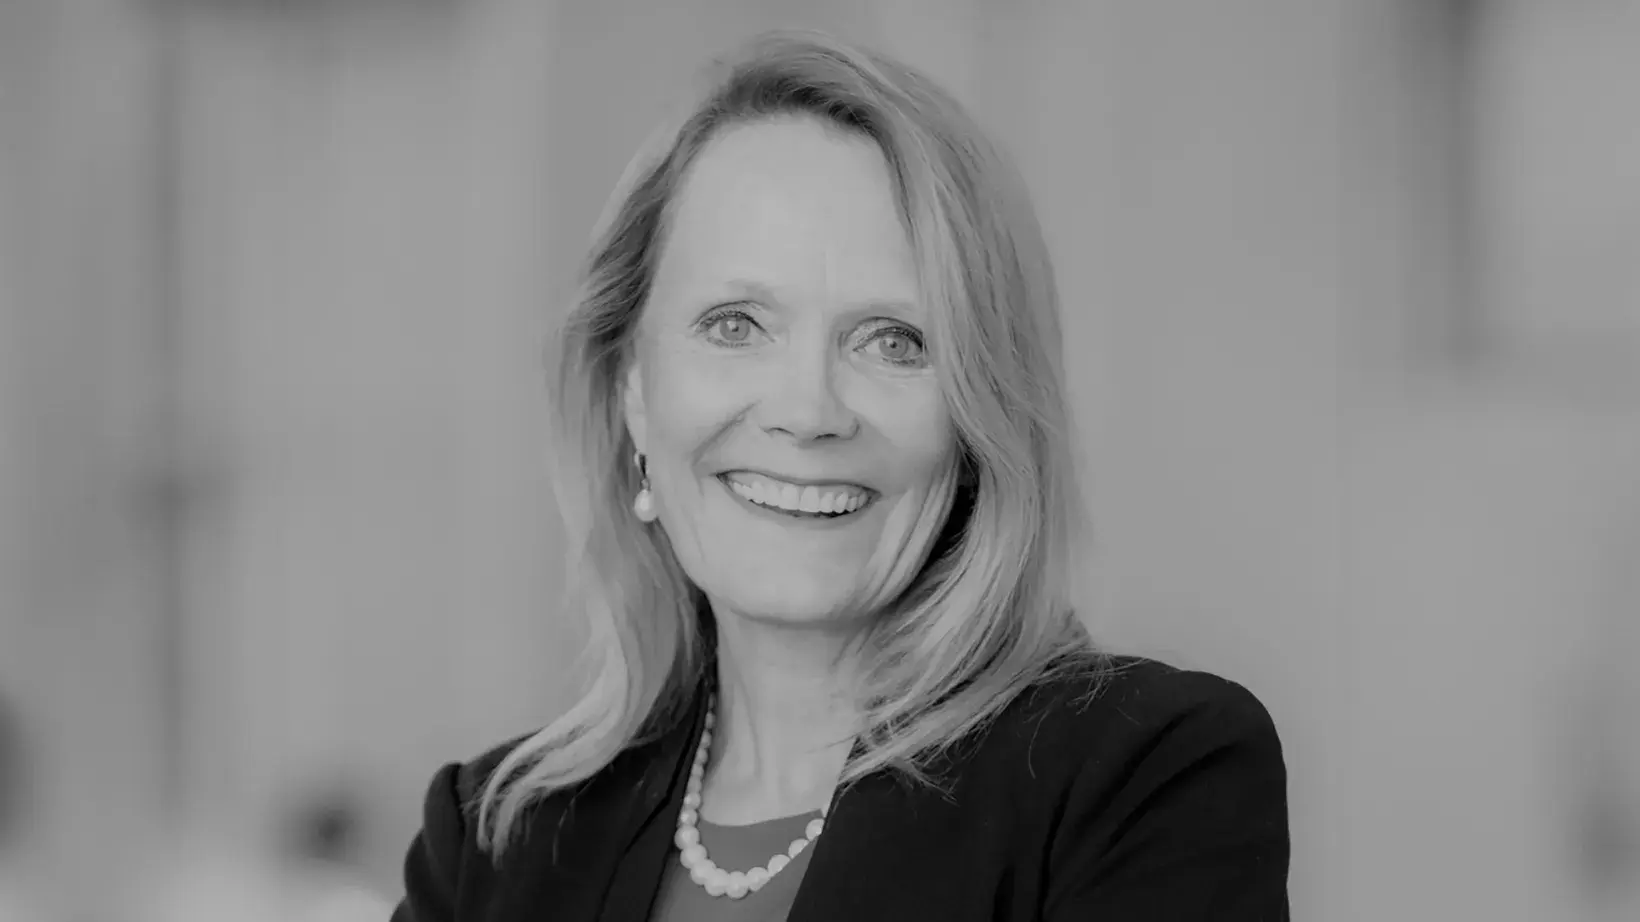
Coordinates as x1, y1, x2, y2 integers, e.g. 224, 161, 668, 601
395, 30, 1289, 922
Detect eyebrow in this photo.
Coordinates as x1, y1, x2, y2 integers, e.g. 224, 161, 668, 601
719, 277, 921, 316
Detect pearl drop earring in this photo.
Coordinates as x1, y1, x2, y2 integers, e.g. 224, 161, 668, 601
633, 450, 657, 522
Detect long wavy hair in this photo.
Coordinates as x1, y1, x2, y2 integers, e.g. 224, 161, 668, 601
477, 29, 1106, 857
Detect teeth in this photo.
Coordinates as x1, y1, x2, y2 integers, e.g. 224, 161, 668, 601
723, 473, 869, 516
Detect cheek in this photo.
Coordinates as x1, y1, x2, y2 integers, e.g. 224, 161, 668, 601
642, 346, 749, 473
846, 377, 955, 486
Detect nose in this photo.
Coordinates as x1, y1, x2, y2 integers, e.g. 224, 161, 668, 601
754, 345, 860, 443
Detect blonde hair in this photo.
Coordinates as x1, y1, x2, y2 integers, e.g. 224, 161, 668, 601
477, 29, 1105, 857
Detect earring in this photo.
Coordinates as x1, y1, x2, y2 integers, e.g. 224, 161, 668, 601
632, 450, 657, 522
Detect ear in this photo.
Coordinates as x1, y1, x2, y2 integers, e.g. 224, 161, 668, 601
622, 359, 647, 456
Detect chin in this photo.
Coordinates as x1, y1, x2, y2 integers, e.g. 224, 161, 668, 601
710, 579, 869, 628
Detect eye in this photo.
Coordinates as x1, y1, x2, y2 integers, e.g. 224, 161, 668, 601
695, 306, 764, 347
859, 324, 927, 368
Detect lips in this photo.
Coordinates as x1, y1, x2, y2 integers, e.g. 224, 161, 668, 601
719, 471, 872, 516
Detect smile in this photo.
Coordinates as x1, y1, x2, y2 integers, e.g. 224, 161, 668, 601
718, 471, 873, 518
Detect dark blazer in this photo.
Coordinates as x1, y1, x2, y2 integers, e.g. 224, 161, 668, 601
393, 657, 1290, 921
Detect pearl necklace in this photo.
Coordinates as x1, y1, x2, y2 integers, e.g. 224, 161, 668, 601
672, 696, 828, 900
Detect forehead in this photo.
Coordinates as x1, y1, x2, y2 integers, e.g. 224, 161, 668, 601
654, 116, 917, 300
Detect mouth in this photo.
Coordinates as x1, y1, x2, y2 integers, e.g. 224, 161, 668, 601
716, 470, 875, 520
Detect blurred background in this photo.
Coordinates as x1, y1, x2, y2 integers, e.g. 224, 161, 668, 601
1, 0, 1637, 919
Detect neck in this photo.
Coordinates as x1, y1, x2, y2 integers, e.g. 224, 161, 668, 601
700, 611, 865, 823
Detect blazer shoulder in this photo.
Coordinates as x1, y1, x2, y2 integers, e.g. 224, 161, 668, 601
396, 733, 537, 921
1020, 657, 1291, 917
987, 655, 1284, 777
410, 732, 531, 862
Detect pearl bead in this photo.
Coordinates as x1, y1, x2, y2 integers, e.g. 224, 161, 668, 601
678, 807, 698, 826
767, 854, 790, 874
674, 826, 699, 849
689, 862, 713, 885
704, 872, 730, 897
680, 844, 706, 866
703, 710, 715, 729
805, 818, 824, 838
747, 868, 770, 891
787, 838, 809, 858
726, 871, 749, 898
685, 776, 702, 795
682, 792, 701, 809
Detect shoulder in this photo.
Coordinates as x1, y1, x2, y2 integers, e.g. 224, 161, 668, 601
396, 734, 534, 918
999, 654, 1280, 758
416, 732, 528, 835
961, 654, 1286, 810
974, 656, 1290, 916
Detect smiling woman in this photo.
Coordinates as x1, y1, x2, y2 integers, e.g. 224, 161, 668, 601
392, 29, 1289, 922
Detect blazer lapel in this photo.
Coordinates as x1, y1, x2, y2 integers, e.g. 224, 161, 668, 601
787, 766, 978, 922
595, 689, 711, 922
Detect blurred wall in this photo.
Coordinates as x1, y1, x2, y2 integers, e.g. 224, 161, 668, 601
3, 1, 1638, 919
0, 0, 174, 895
160, 0, 568, 881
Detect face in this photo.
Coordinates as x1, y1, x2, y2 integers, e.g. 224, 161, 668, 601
623, 116, 958, 628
